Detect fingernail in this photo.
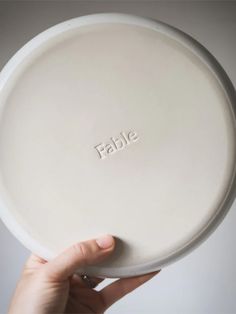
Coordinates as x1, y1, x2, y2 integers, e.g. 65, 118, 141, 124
96, 235, 114, 249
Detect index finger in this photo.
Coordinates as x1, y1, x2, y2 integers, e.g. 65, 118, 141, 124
99, 270, 160, 309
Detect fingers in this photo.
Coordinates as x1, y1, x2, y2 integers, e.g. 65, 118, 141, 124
100, 270, 160, 309
43, 235, 115, 281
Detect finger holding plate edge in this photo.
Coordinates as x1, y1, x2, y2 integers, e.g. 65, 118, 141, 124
99, 270, 161, 309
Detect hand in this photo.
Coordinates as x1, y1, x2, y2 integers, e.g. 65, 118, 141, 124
8, 235, 160, 314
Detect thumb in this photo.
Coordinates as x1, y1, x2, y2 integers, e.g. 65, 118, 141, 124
43, 235, 115, 281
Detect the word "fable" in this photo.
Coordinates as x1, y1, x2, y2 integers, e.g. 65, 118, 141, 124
94, 130, 139, 159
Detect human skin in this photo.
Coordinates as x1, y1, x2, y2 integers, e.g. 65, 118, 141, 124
8, 235, 160, 313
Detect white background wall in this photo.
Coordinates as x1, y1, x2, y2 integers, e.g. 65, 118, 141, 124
0, 1, 236, 313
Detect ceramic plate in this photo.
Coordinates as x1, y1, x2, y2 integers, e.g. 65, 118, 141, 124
0, 13, 236, 278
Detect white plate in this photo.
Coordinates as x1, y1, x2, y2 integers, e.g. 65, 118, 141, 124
0, 13, 236, 278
